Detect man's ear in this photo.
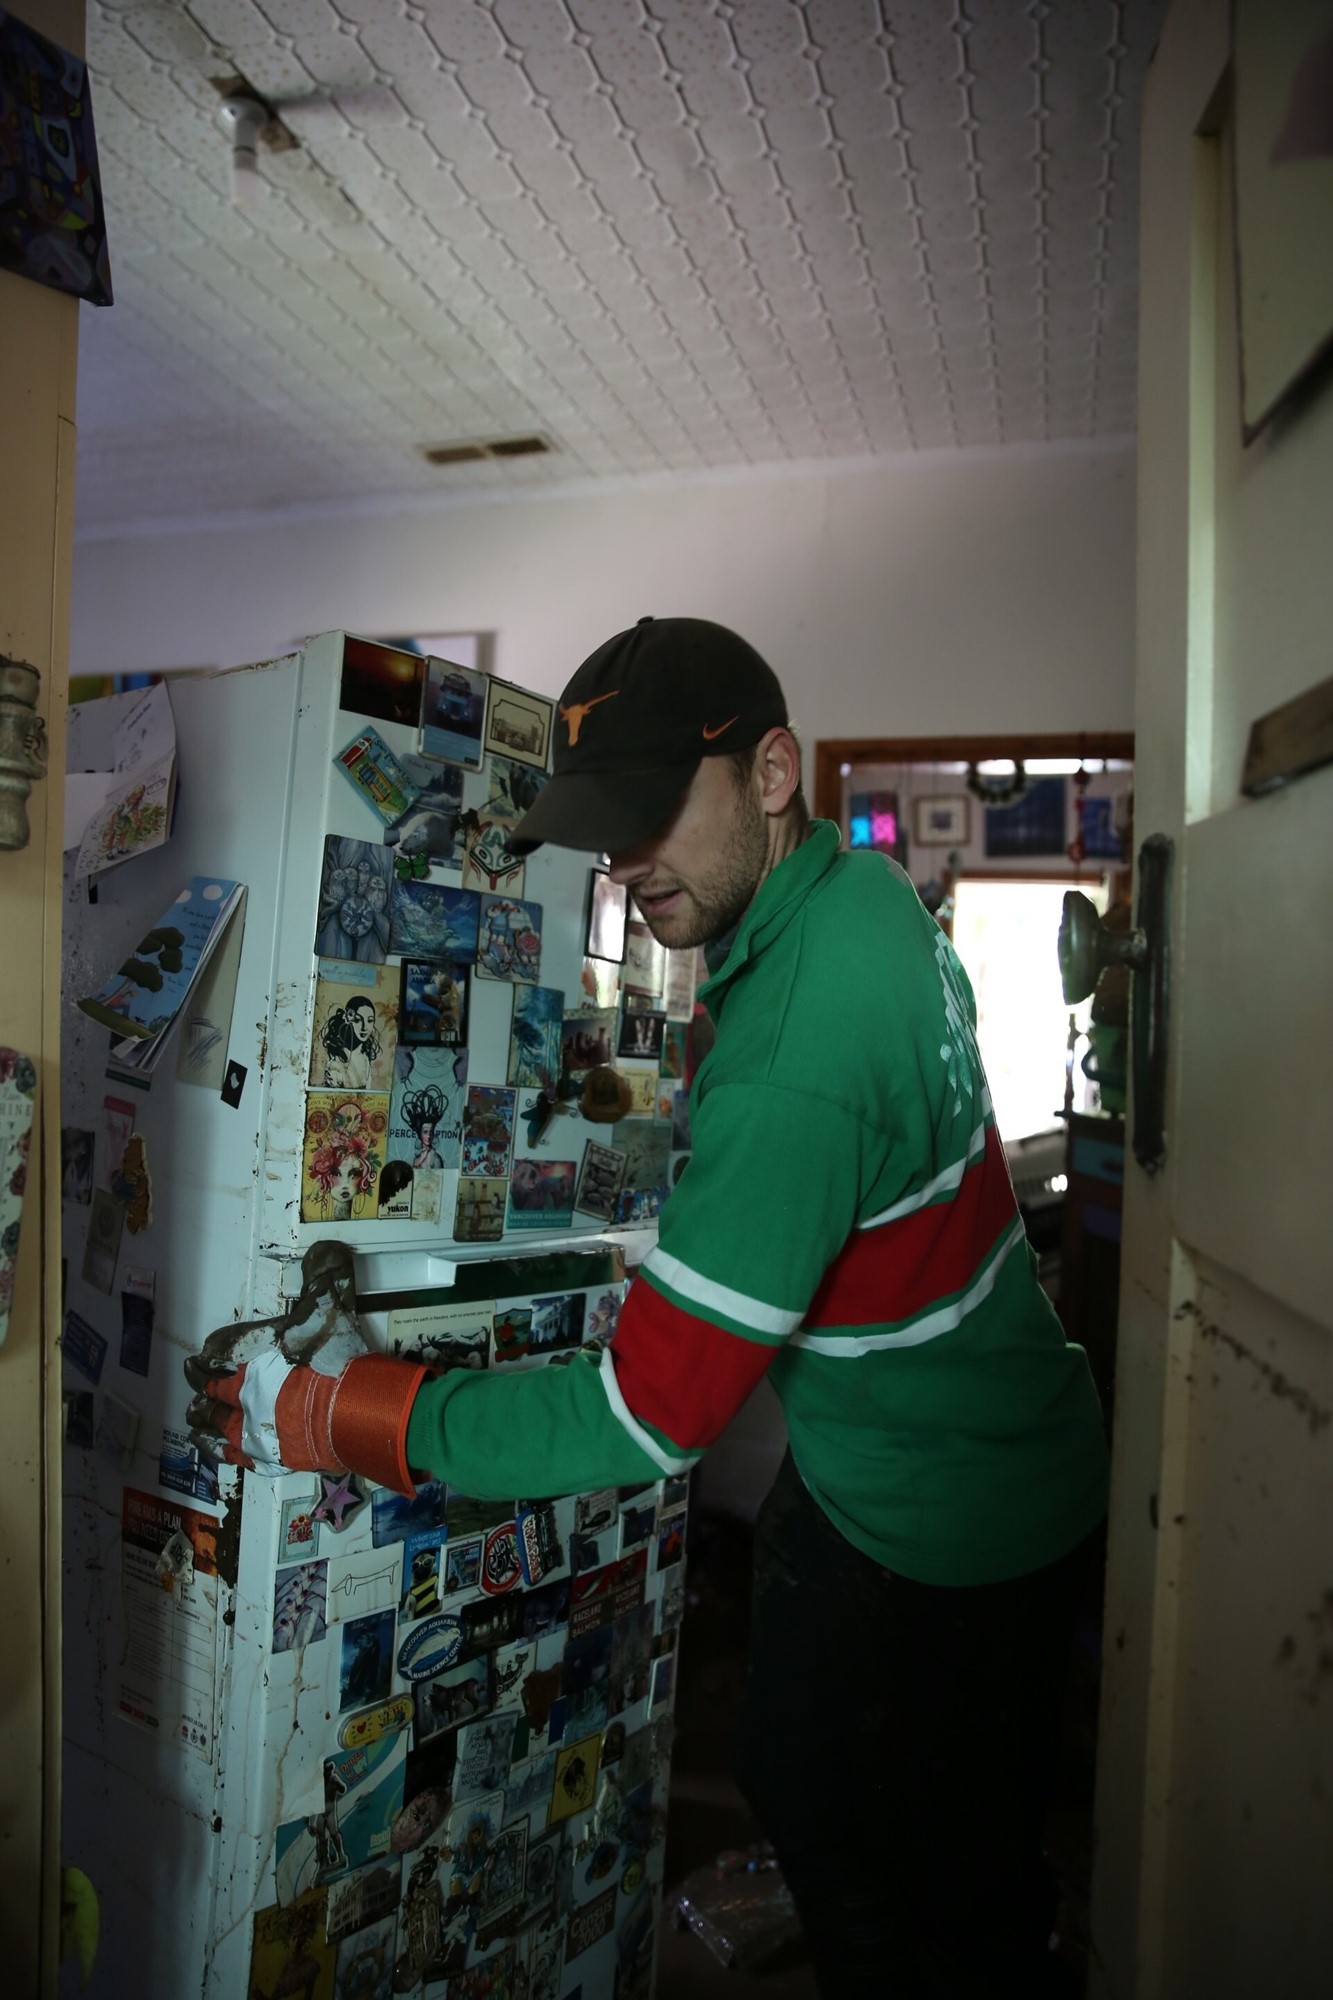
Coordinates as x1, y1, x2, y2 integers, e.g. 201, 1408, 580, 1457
755, 727, 802, 817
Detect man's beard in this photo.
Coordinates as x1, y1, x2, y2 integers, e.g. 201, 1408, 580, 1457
632, 787, 769, 949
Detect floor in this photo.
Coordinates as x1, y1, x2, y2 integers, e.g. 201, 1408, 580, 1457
654, 1511, 1104, 1999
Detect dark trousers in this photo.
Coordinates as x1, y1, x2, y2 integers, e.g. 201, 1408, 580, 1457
734, 1453, 1090, 1999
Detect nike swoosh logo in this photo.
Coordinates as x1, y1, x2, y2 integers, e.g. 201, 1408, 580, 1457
702, 716, 739, 741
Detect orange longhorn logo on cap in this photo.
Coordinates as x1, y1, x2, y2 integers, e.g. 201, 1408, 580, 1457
559, 690, 619, 746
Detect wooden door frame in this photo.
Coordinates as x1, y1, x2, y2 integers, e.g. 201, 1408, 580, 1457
813, 733, 1135, 823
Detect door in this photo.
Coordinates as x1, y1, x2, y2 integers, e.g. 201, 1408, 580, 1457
0, 64, 80, 1996
1089, 2, 1333, 1995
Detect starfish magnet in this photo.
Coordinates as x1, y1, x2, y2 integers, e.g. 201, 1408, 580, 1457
313, 1469, 367, 1534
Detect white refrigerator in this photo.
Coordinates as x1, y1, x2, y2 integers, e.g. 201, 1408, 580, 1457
59, 636, 689, 1999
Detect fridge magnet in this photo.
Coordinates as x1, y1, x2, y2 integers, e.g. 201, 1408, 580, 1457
340, 636, 426, 728
655, 1510, 686, 1571
664, 946, 698, 1023
562, 1626, 614, 1739
508, 984, 564, 1092
617, 1072, 658, 1120
577, 955, 621, 1010
525, 1884, 563, 1981
310, 961, 399, 1090
415, 1654, 494, 1742
610, 1119, 672, 1224
670, 1090, 692, 1153
82, 1188, 123, 1293
158, 1425, 198, 1495
660, 1022, 687, 1083
492, 1306, 531, 1363
317, 838, 394, 963
61, 1127, 94, 1205
421, 655, 488, 767
649, 1654, 675, 1710
622, 922, 665, 1000
276, 1734, 408, 1901
325, 1548, 401, 1624
490, 1641, 533, 1711
585, 1288, 624, 1344
458, 809, 527, 897
247, 1890, 336, 2000
444, 1536, 483, 1595
386, 1299, 492, 1371
377, 1160, 413, 1219
315, 1470, 369, 1536
335, 726, 423, 829
529, 1292, 585, 1357
484, 679, 554, 771
109, 1133, 152, 1235
279, 1491, 322, 1563
118, 1282, 154, 1376
477, 894, 543, 984
64, 1388, 95, 1449
384, 753, 465, 868
661, 1472, 690, 1509
399, 956, 469, 1047
389, 1733, 458, 1852
461, 1085, 517, 1178
396, 1612, 466, 1686
505, 1746, 558, 1822
507, 1158, 576, 1231
62, 1307, 108, 1385
94, 1388, 139, 1471
389, 879, 480, 965
387, 1048, 464, 1171
273, 1561, 329, 1653
411, 1166, 444, 1226
454, 1176, 506, 1242
401, 1530, 446, 1622
340, 1609, 396, 1711
338, 1691, 415, 1755
301, 1094, 388, 1223
619, 1503, 656, 1557
549, 1734, 601, 1825
371, 1480, 449, 1549
517, 1502, 566, 1586
478, 1816, 528, 1936
562, 1011, 615, 1081
616, 1010, 665, 1062
585, 871, 628, 963
487, 751, 550, 827
481, 1522, 524, 1596
220, 1059, 248, 1109
331, 1908, 397, 1995
565, 1883, 616, 1961
659, 1570, 686, 1635
454, 1715, 520, 1804
572, 1141, 626, 1226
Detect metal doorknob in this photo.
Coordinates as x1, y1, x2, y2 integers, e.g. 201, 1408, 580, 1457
1057, 833, 1173, 1175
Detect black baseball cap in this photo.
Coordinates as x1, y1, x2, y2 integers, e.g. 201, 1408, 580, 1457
508, 617, 789, 855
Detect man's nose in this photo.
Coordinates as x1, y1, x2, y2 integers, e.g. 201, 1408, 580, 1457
606, 845, 654, 885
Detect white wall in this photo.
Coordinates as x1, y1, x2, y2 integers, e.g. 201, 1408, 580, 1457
71, 443, 1136, 751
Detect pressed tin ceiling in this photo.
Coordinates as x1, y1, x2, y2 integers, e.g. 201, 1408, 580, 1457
75, 0, 1168, 532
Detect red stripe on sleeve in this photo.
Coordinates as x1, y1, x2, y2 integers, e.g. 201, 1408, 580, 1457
805, 1124, 1019, 1329
610, 1278, 778, 1451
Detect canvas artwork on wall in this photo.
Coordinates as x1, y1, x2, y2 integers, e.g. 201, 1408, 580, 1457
0, 10, 113, 305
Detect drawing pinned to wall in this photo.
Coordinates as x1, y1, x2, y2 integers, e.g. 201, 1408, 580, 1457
0, 10, 113, 305
984, 776, 1067, 858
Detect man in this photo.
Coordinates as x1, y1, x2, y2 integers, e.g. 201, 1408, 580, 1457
189, 617, 1108, 1996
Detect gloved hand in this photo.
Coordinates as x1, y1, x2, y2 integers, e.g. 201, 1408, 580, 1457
184, 1240, 429, 1495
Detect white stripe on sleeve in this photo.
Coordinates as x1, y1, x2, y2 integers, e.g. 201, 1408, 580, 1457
791, 1219, 1026, 1356
643, 1246, 805, 1339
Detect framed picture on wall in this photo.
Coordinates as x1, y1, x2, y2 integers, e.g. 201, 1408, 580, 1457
912, 795, 970, 847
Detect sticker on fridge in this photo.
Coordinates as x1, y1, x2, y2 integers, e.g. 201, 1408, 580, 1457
476, 895, 542, 984
387, 1299, 492, 1371
506, 1157, 576, 1231
461, 1086, 515, 1178
387, 879, 479, 965
309, 960, 399, 1091
117, 1488, 219, 1762
301, 1094, 388, 1223
398, 956, 469, 1047
421, 654, 487, 767
507, 984, 563, 1091
386, 1046, 464, 1171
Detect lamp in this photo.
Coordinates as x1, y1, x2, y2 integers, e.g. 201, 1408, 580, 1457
217, 95, 268, 209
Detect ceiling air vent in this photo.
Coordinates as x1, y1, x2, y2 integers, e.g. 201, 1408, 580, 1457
420, 435, 552, 466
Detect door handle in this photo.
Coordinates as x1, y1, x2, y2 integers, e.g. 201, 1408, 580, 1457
1058, 833, 1173, 1174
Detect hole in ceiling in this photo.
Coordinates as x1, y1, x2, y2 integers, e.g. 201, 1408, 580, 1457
420, 435, 552, 466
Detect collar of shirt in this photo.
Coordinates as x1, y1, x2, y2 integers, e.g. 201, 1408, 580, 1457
698, 819, 841, 1016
